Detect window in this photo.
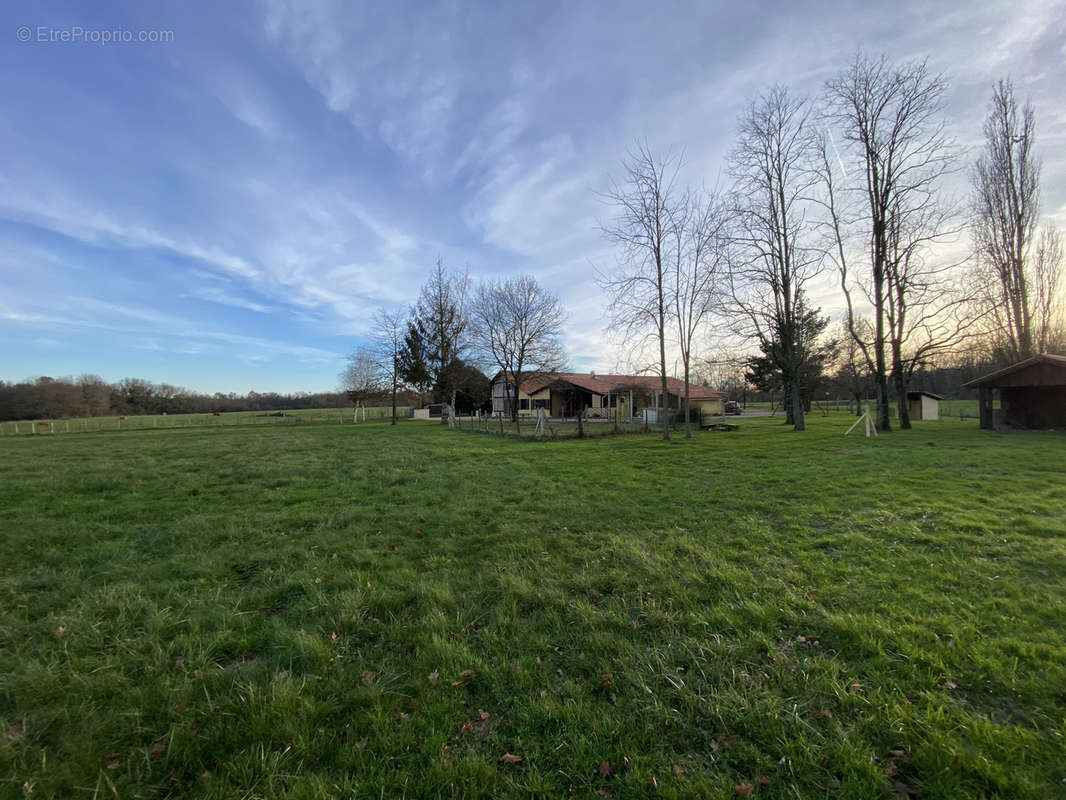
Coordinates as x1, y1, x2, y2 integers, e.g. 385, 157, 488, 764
533, 398, 549, 409
519, 398, 530, 410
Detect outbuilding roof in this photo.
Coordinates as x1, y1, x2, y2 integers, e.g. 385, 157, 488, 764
961, 353, 1066, 389
906, 391, 944, 401
497, 371, 725, 399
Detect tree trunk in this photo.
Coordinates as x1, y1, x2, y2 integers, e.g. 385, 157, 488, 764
658, 364, 670, 441
893, 366, 911, 430
683, 361, 692, 439
790, 378, 805, 431
390, 363, 397, 426
783, 380, 794, 425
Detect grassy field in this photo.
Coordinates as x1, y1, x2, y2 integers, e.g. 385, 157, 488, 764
1, 416, 1064, 799
741, 399, 982, 419
0, 406, 412, 436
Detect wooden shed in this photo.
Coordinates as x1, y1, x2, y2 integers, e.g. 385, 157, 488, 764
962, 353, 1066, 430
906, 391, 943, 421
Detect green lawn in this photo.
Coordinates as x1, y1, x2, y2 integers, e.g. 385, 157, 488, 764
0, 406, 407, 436
1, 417, 1064, 798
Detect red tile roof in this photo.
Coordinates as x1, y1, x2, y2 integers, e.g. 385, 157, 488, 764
497, 371, 725, 399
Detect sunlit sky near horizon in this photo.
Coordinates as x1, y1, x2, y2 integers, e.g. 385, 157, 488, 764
2, 0, 1064, 393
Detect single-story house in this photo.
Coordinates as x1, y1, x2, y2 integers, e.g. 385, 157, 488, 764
490, 371, 725, 419
962, 353, 1066, 430
906, 391, 943, 421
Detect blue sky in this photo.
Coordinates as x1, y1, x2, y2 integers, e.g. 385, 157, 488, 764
2, 1, 1064, 393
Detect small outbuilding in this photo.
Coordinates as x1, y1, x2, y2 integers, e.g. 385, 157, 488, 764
906, 391, 943, 421
962, 353, 1066, 430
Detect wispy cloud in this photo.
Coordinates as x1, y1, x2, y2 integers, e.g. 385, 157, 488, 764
1, 0, 1063, 390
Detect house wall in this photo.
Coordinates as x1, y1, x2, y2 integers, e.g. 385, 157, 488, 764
691, 398, 724, 417
491, 379, 537, 416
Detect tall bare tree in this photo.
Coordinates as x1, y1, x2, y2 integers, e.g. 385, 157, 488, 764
598, 142, 683, 440
414, 256, 470, 410
673, 190, 730, 437
373, 308, 406, 425
821, 53, 961, 430
727, 86, 822, 432
470, 275, 566, 430
971, 79, 1063, 362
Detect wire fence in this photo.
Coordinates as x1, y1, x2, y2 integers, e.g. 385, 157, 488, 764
446, 412, 721, 440
0, 406, 413, 436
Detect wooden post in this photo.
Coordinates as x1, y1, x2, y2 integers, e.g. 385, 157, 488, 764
978, 387, 993, 429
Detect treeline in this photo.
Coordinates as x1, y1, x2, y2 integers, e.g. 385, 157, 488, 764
0, 375, 358, 422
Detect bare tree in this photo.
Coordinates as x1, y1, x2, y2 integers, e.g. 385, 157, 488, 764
727, 86, 822, 431
373, 308, 406, 425
971, 79, 1063, 362
598, 142, 683, 441
413, 256, 470, 410
821, 53, 961, 430
340, 347, 385, 416
673, 190, 730, 437
834, 319, 871, 415
470, 275, 567, 430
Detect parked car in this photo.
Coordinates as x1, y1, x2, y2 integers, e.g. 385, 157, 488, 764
724, 400, 741, 415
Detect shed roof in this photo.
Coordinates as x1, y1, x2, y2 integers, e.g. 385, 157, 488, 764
906, 391, 944, 401
961, 353, 1066, 389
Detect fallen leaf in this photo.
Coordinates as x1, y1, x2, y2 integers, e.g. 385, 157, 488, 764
361, 670, 376, 682
7, 722, 24, 739
622, 756, 631, 769
105, 753, 121, 769
596, 760, 613, 776
314, 576, 324, 584
888, 748, 905, 757
459, 722, 472, 734
428, 670, 439, 684
149, 741, 165, 761
600, 673, 614, 686
757, 776, 771, 786
460, 669, 474, 677
53, 625, 67, 639
735, 784, 754, 797
395, 712, 409, 721
649, 776, 659, 789
499, 752, 523, 764
944, 680, 958, 690
721, 734, 739, 747
354, 737, 368, 750
884, 761, 898, 776
477, 709, 490, 721
539, 688, 548, 697
814, 709, 832, 719
330, 632, 339, 644
672, 764, 685, 777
